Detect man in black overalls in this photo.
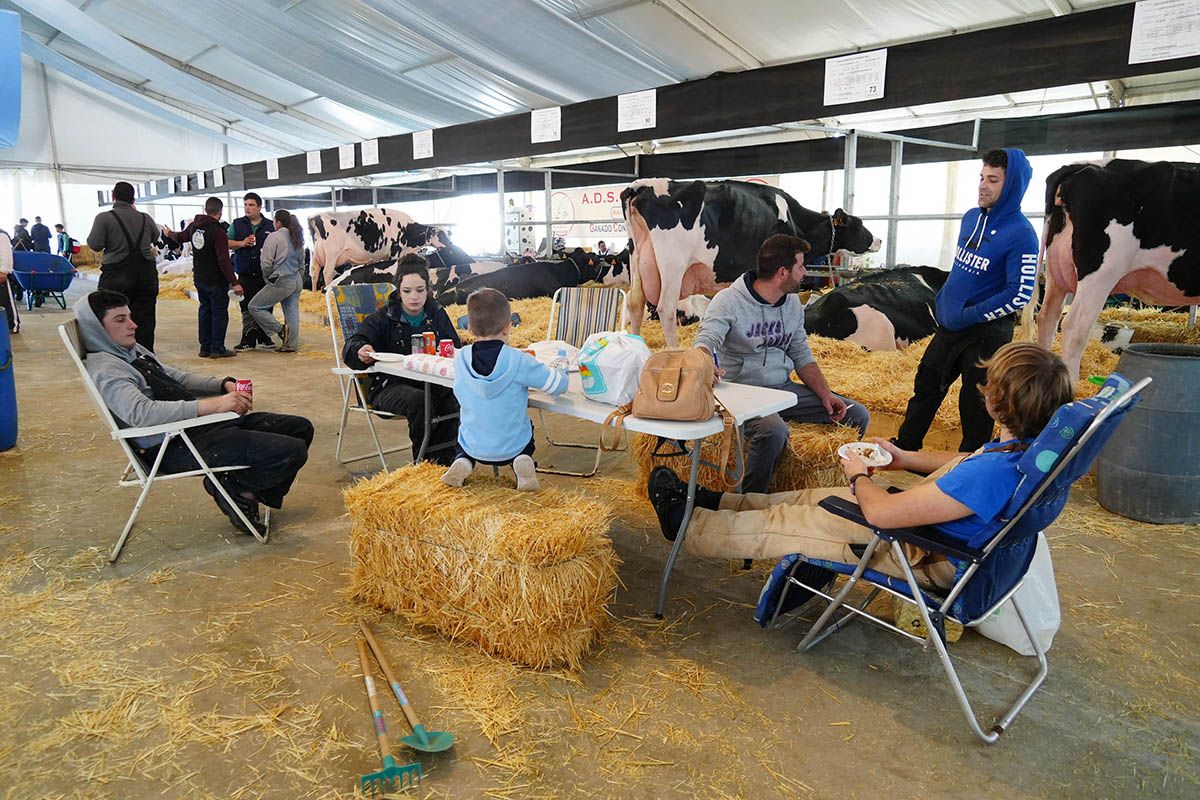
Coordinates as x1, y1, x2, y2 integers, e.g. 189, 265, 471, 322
228, 192, 275, 350
86, 181, 162, 351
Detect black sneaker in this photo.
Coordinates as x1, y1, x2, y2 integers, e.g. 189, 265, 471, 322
203, 478, 265, 535
648, 467, 687, 542
646, 466, 723, 510
233, 341, 257, 351
208, 350, 237, 359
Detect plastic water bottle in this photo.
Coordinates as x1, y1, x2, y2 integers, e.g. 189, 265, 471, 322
551, 347, 569, 370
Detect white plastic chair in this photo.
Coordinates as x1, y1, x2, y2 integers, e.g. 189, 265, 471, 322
537, 286, 628, 477
60, 319, 267, 563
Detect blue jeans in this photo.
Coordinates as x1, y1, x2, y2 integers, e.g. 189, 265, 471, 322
248, 273, 302, 347
741, 381, 870, 494
195, 282, 230, 354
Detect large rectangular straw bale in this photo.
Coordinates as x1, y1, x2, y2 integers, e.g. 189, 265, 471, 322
630, 422, 859, 497
345, 463, 619, 670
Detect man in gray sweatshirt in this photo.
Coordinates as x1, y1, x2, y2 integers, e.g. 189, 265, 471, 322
87, 182, 163, 351
73, 290, 313, 534
692, 234, 869, 494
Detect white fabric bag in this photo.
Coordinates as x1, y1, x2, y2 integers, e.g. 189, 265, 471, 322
976, 533, 1061, 656
578, 331, 651, 406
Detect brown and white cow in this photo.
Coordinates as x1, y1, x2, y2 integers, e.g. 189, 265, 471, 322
307, 207, 449, 289
621, 179, 880, 347
1024, 159, 1199, 379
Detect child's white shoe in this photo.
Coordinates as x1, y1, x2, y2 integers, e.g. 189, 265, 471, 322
441, 458, 474, 487
513, 455, 539, 491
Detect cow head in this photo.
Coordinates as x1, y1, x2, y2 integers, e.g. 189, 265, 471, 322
802, 292, 857, 340
830, 208, 881, 254
595, 255, 629, 287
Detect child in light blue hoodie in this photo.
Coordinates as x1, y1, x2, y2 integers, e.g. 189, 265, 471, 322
443, 288, 569, 490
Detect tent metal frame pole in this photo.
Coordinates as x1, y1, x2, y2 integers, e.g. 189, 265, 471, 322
544, 170, 553, 256
842, 130, 858, 214
330, 188, 337, 211
496, 167, 506, 254
886, 140, 903, 268
40, 64, 67, 226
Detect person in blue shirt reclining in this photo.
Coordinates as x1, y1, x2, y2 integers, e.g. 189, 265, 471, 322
648, 342, 1072, 588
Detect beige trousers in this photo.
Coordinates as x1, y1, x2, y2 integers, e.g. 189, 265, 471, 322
686, 458, 967, 588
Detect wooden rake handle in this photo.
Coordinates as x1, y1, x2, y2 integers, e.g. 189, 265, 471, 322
356, 635, 394, 760
358, 619, 425, 734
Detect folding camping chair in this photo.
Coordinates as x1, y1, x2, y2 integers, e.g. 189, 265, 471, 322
537, 285, 628, 477
60, 319, 268, 563
326, 274, 407, 470
758, 374, 1150, 743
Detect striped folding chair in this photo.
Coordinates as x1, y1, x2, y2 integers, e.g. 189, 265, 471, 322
756, 374, 1149, 743
535, 286, 628, 477
325, 274, 407, 470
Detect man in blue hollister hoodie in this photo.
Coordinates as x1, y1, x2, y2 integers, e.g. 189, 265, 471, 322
895, 148, 1039, 454
444, 288, 568, 491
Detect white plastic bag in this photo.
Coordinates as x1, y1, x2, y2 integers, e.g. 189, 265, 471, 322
976, 533, 1061, 656
578, 331, 651, 406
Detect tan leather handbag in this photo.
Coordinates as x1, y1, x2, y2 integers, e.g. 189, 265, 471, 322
601, 350, 741, 487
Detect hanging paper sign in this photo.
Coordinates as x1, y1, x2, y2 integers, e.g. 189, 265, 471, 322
531, 106, 561, 143
1129, 0, 1200, 64
617, 89, 655, 132
339, 144, 355, 170
361, 139, 379, 166
195, 171, 205, 190
823, 48, 887, 106
306, 150, 322, 174
412, 129, 433, 160
213, 167, 224, 188
266, 158, 279, 180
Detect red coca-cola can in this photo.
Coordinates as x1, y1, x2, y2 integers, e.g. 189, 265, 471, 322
422, 332, 436, 354
235, 378, 253, 395
438, 339, 455, 358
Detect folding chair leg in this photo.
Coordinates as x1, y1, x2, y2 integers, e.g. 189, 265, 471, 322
896, 544, 1047, 744
797, 538, 883, 652
110, 439, 171, 563
179, 432, 268, 544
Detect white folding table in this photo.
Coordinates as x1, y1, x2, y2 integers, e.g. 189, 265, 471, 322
370, 362, 796, 616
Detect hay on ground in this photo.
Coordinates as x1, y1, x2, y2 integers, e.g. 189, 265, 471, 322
630, 422, 859, 497
345, 463, 620, 670
157, 273, 195, 300
1097, 307, 1200, 346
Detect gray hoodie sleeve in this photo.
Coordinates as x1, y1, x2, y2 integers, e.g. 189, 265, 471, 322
89, 355, 200, 429
260, 230, 286, 282
784, 302, 816, 372
160, 362, 226, 397
692, 291, 734, 355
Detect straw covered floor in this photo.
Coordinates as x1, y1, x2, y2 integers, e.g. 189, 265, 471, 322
345, 463, 620, 670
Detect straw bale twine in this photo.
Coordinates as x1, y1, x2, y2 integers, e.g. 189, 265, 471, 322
630, 422, 859, 497
345, 463, 620, 670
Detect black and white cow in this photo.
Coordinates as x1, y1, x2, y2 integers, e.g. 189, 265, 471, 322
435, 258, 601, 307
1027, 159, 1200, 378
621, 179, 881, 346
803, 265, 947, 350
307, 207, 448, 289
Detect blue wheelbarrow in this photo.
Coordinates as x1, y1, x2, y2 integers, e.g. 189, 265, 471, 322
12, 252, 77, 311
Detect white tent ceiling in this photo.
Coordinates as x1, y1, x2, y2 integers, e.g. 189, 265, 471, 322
5, 0, 1182, 167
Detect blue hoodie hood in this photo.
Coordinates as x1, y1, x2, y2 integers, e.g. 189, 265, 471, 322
935, 148, 1039, 331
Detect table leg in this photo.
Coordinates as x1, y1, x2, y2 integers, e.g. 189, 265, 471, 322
415, 383, 431, 463
655, 438, 702, 619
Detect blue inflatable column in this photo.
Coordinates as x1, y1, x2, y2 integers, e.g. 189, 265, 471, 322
0, 310, 15, 450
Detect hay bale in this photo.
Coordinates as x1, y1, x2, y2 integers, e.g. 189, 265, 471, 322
298, 289, 328, 317
157, 274, 195, 301
1098, 307, 1200, 346
630, 421, 859, 497
345, 463, 620, 670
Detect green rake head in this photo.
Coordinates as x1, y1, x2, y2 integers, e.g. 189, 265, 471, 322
360, 754, 422, 796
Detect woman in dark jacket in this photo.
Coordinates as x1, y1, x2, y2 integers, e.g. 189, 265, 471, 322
342, 254, 461, 465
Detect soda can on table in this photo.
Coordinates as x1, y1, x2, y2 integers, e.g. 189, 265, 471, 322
438, 339, 455, 358
410, 334, 424, 355
235, 379, 253, 396
422, 332, 436, 354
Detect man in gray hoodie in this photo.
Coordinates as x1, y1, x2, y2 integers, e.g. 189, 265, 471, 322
692, 234, 869, 494
73, 290, 314, 534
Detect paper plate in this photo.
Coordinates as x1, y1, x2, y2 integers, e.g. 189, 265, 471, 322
369, 351, 406, 363
837, 442, 893, 468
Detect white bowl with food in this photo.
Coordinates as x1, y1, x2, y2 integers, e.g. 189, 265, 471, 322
837, 441, 893, 468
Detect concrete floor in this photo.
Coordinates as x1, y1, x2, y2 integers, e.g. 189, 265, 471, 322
0, 278, 1196, 799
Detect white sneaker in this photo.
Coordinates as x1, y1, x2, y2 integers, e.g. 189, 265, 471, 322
441, 458, 474, 487
513, 455, 539, 491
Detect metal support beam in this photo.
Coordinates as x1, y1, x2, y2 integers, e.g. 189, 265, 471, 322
842, 130, 858, 214
330, 188, 337, 211
544, 171, 554, 259
886, 140, 903, 268
653, 0, 763, 69
39, 64, 66, 225
496, 167, 506, 254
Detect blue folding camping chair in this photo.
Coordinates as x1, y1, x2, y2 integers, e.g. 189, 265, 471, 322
757, 374, 1150, 743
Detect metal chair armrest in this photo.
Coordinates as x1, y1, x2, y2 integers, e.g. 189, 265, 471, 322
817, 496, 984, 563
113, 412, 241, 440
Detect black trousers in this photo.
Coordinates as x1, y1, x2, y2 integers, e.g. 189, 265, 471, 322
149, 412, 314, 509
895, 316, 1015, 453
370, 379, 459, 466
98, 262, 159, 352
0, 279, 17, 332
236, 271, 271, 345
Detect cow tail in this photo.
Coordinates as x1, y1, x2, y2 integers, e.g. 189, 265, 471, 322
1017, 218, 1048, 342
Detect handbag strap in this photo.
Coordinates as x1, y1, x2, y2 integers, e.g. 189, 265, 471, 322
712, 403, 743, 489
600, 402, 633, 452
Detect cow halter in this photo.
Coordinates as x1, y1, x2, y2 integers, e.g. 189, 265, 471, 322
820, 214, 837, 258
